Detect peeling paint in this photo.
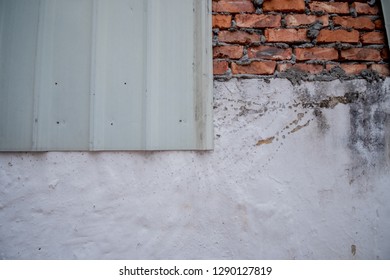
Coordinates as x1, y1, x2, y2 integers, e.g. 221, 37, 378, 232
290, 120, 311, 134
256, 137, 275, 146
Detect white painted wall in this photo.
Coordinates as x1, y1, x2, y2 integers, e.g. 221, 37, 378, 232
1, 78, 389, 259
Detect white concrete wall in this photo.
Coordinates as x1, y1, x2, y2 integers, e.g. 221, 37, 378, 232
1, 78, 389, 259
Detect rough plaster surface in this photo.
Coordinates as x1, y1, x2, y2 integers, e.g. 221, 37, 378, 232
1, 78, 390, 259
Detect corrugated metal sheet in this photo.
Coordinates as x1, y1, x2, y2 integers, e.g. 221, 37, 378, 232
0, 0, 213, 151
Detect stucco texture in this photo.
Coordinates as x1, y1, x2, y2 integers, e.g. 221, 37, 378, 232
1, 78, 389, 259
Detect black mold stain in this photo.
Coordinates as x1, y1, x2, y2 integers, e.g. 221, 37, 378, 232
293, 81, 390, 165
348, 82, 389, 160
351, 244, 356, 256
313, 108, 330, 133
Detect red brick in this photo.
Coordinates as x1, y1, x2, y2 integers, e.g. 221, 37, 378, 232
212, 0, 255, 13
231, 61, 276, 75
295, 47, 339, 61
361, 32, 386, 44
278, 63, 324, 74
213, 45, 244, 59
327, 63, 367, 75
265, 29, 309, 43
213, 60, 229, 75
340, 64, 367, 75
218, 30, 260, 44
381, 48, 389, 60
317, 29, 359, 43
247, 46, 292, 60
235, 14, 281, 28
212, 15, 232, 29
285, 14, 329, 27
309, 2, 350, 14
333, 16, 375, 31
352, 2, 379, 15
340, 48, 381, 61
374, 19, 384, 30
277, 63, 292, 72
263, 0, 305, 12
370, 64, 390, 76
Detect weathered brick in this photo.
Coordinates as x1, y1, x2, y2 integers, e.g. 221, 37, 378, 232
295, 47, 338, 61
235, 14, 281, 28
326, 63, 367, 75
212, 0, 255, 13
232, 61, 276, 75
213, 60, 229, 75
213, 45, 244, 59
278, 63, 323, 74
309, 1, 350, 14
317, 29, 359, 43
218, 30, 260, 44
263, 0, 305, 12
213, 15, 232, 29
247, 46, 292, 60
277, 63, 292, 72
340, 48, 381, 61
381, 48, 389, 60
361, 32, 386, 44
352, 2, 379, 15
333, 16, 375, 31
265, 29, 309, 43
340, 64, 367, 75
370, 64, 390, 76
285, 14, 329, 27
374, 19, 384, 30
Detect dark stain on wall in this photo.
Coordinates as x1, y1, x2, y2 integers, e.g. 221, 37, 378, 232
348, 82, 390, 164
291, 80, 390, 165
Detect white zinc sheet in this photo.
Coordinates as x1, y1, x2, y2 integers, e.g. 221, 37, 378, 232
0, 0, 213, 151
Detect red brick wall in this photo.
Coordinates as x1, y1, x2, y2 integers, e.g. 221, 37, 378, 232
212, 0, 390, 78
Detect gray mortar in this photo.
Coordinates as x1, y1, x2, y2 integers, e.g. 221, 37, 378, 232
307, 21, 323, 40
253, 0, 263, 8
276, 69, 311, 85
328, 66, 348, 81
367, 0, 377, 7
313, 10, 325, 16
361, 69, 384, 83
350, 7, 357, 18
273, 43, 290, 48
273, 67, 385, 85
255, 8, 263, 14
281, 18, 287, 28
296, 43, 316, 48
334, 43, 354, 50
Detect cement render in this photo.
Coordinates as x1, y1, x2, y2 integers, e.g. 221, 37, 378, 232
1, 78, 389, 259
